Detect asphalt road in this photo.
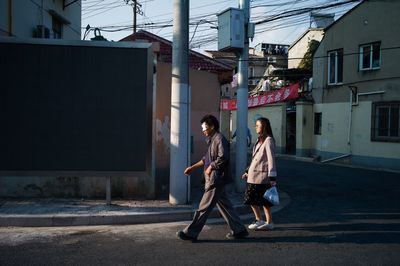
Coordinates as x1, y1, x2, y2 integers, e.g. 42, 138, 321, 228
1, 158, 399, 265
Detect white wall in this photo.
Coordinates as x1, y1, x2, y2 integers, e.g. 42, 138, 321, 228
296, 101, 313, 155
313, 102, 350, 154
310, 1, 400, 170
0, 0, 81, 39
288, 29, 324, 69
351, 101, 400, 159
313, 102, 400, 160
231, 103, 286, 152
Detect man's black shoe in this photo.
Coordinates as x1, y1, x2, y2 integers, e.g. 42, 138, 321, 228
226, 230, 249, 240
177, 231, 197, 242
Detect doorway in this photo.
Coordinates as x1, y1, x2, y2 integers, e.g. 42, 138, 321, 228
286, 106, 296, 154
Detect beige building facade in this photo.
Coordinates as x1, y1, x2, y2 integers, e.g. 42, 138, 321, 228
155, 62, 224, 195
121, 30, 233, 197
228, 0, 400, 172
288, 28, 324, 69
230, 103, 287, 154
311, 0, 400, 170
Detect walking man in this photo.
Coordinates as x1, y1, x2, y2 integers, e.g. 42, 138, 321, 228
177, 114, 248, 241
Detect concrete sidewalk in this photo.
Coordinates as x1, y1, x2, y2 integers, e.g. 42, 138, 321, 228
0, 187, 290, 227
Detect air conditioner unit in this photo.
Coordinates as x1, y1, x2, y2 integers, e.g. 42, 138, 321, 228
267, 57, 277, 63
34, 25, 50, 38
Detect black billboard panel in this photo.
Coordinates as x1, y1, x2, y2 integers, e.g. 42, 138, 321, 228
0, 39, 153, 175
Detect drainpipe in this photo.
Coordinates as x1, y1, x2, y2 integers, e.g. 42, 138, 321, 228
187, 85, 191, 202
322, 88, 386, 165
329, 87, 354, 164
347, 86, 356, 149
349, 88, 385, 146
346, 87, 386, 149
8, 0, 12, 36
41, 0, 44, 37
321, 153, 351, 163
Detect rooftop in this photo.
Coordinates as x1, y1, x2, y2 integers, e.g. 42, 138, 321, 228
120, 30, 233, 74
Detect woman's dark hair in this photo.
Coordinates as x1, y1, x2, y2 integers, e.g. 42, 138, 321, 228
200, 114, 220, 132
257, 117, 274, 142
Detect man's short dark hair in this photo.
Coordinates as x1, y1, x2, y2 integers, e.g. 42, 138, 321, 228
200, 114, 220, 132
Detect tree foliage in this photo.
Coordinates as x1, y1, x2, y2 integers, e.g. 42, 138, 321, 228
298, 40, 320, 71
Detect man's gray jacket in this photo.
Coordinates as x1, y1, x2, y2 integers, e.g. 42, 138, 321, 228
202, 132, 232, 189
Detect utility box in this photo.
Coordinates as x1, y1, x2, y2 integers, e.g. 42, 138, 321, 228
217, 8, 244, 52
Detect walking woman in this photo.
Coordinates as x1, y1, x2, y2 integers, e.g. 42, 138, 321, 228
242, 117, 277, 230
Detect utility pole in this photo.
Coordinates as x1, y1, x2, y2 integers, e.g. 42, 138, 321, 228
169, 0, 190, 204
125, 0, 142, 33
7, 0, 12, 36
235, 0, 250, 192
41, 0, 44, 37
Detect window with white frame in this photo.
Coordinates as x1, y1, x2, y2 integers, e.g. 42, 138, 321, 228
327, 49, 343, 85
359, 42, 381, 71
372, 102, 400, 142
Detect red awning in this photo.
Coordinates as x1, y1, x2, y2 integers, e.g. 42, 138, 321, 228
220, 83, 299, 111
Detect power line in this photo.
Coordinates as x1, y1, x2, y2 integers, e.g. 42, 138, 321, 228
254, 0, 361, 25
83, 2, 125, 19
208, 46, 400, 63
81, 0, 361, 50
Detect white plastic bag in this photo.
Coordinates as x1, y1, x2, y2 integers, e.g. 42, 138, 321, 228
263, 186, 280, 206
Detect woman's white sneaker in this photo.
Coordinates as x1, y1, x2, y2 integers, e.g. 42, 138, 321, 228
256, 222, 274, 230
248, 220, 265, 230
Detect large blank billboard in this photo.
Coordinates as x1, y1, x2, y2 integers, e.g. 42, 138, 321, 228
0, 38, 153, 175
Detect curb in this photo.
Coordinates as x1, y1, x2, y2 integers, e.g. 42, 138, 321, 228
276, 154, 316, 163
277, 154, 400, 174
0, 192, 290, 227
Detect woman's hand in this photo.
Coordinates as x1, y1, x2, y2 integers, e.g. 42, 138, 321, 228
205, 165, 212, 176
184, 166, 193, 176
241, 173, 248, 180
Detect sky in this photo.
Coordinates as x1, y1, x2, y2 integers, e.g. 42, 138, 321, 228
81, 0, 361, 53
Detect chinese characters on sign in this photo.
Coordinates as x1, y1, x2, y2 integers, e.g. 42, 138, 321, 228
220, 83, 299, 111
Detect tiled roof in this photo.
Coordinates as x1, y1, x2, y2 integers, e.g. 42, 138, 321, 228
120, 30, 233, 73
205, 50, 264, 59
205, 50, 268, 68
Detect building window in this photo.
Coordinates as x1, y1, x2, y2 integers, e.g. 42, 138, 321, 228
327, 49, 343, 85
372, 102, 400, 142
248, 67, 254, 78
52, 17, 62, 39
314, 113, 322, 135
359, 42, 381, 71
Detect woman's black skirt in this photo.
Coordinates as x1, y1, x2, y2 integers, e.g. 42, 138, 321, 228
243, 183, 272, 207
